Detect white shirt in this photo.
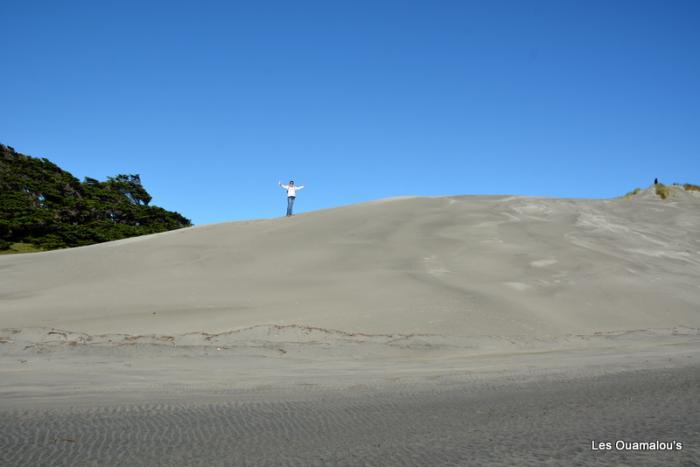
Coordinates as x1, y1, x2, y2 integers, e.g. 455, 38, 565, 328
280, 183, 304, 197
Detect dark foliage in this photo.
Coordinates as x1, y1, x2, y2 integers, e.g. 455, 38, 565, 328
0, 144, 192, 250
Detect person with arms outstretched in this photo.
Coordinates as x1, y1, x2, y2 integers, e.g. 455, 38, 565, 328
278, 180, 304, 216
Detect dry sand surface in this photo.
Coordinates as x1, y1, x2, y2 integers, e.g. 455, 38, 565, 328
1, 366, 699, 467
2, 186, 700, 466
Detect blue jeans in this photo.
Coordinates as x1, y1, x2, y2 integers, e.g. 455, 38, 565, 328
286, 196, 295, 216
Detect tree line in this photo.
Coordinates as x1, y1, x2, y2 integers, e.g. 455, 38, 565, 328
0, 144, 192, 251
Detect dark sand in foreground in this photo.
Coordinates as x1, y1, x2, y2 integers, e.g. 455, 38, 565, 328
2, 365, 698, 467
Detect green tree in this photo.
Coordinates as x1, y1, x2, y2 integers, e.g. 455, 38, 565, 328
0, 144, 192, 251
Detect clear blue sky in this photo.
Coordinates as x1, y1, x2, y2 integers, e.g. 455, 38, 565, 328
2, 0, 699, 224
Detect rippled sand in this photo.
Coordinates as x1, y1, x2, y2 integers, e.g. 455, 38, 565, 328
1, 187, 699, 465
2, 366, 698, 467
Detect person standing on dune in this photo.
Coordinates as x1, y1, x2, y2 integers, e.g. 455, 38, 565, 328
278, 180, 304, 217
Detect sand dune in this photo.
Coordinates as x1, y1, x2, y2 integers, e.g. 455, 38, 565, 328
3, 187, 700, 465
2, 187, 699, 337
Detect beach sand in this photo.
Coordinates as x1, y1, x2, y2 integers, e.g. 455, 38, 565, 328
2, 186, 699, 465
2, 365, 698, 466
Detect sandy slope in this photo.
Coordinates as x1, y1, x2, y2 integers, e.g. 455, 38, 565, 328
2, 187, 700, 465
2, 187, 699, 337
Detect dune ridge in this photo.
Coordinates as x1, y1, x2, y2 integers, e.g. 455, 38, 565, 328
2, 187, 699, 338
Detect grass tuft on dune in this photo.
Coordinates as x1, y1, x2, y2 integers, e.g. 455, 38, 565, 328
0, 242, 43, 255
655, 183, 671, 199
624, 188, 641, 198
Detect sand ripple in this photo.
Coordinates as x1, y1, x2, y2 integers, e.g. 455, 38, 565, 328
1, 366, 698, 466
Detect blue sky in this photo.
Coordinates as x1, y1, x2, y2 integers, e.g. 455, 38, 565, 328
2, 0, 699, 224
